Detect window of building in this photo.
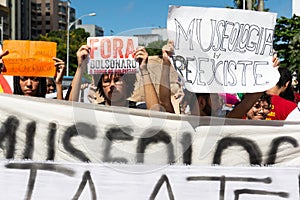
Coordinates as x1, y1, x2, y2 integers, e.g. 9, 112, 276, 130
36, 3, 41, 11
59, 24, 66, 30
46, 3, 51, 10
46, 21, 51, 25
31, 3, 36, 11
59, 6, 66, 13
46, 12, 50, 16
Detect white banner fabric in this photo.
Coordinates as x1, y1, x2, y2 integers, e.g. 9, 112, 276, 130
0, 161, 299, 200
0, 94, 299, 166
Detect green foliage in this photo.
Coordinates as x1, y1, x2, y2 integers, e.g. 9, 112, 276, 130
145, 40, 168, 56
274, 15, 300, 77
37, 28, 90, 76
38, 30, 66, 63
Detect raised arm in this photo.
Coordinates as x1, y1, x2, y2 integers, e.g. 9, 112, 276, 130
226, 92, 263, 119
159, 40, 175, 113
67, 45, 90, 101
53, 57, 66, 100
135, 47, 160, 110
0, 49, 9, 73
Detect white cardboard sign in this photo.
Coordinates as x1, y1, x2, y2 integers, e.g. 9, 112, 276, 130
167, 6, 280, 93
87, 36, 138, 74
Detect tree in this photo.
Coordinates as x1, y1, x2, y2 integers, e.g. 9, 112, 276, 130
145, 40, 168, 56
274, 15, 300, 81
37, 28, 90, 76
274, 15, 300, 91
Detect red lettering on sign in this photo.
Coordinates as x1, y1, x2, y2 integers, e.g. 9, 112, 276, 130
101, 39, 111, 59
89, 38, 99, 59
125, 39, 135, 58
113, 38, 124, 58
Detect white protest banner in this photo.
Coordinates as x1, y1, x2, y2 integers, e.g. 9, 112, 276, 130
87, 36, 138, 74
0, 93, 300, 166
0, 161, 298, 199
167, 6, 280, 93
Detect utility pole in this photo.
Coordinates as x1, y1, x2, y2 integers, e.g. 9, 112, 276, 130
66, 0, 71, 76
0, 17, 3, 43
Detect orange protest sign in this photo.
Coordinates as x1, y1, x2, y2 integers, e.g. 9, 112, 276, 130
2, 40, 57, 77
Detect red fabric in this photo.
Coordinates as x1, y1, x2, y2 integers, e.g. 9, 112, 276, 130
0, 74, 12, 94
266, 95, 297, 120
294, 92, 300, 104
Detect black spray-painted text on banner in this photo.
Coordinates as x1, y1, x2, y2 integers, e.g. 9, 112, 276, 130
1, 162, 297, 199
1, 115, 299, 166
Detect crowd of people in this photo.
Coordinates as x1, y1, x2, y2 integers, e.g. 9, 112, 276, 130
0, 40, 299, 121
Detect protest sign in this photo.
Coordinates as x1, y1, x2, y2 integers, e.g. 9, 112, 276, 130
167, 6, 280, 93
0, 161, 298, 199
0, 93, 299, 166
2, 40, 57, 77
87, 36, 138, 74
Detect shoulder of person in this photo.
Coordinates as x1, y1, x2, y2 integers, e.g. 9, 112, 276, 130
285, 104, 300, 121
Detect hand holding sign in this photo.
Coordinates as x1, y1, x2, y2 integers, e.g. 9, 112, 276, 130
0, 49, 9, 59
53, 57, 65, 85
0, 49, 9, 73
134, 47, 148, 75
76, 45, 90, 69
272, 52, 280, 69
162, 40, 175, 56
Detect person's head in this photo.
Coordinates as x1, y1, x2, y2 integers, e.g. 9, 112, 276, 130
276, 68, 292, 89
96, 73, 136, 105
188, 92, 222, 116
13, 76, 47, 98
46, 77, 56, 94
275, 67, 295, 102
246, 93, 271, 120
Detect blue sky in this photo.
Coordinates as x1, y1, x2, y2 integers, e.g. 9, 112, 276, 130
71, 0, 292, 36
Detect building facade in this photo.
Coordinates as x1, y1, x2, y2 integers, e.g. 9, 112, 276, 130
0, 3, 9, 42
76, 24, 104, 37
3, 0, 75, 40
134, 28, 168, 46
31, 0, 75, 39
293, 0, 300, 16
1, 0, 102, 42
